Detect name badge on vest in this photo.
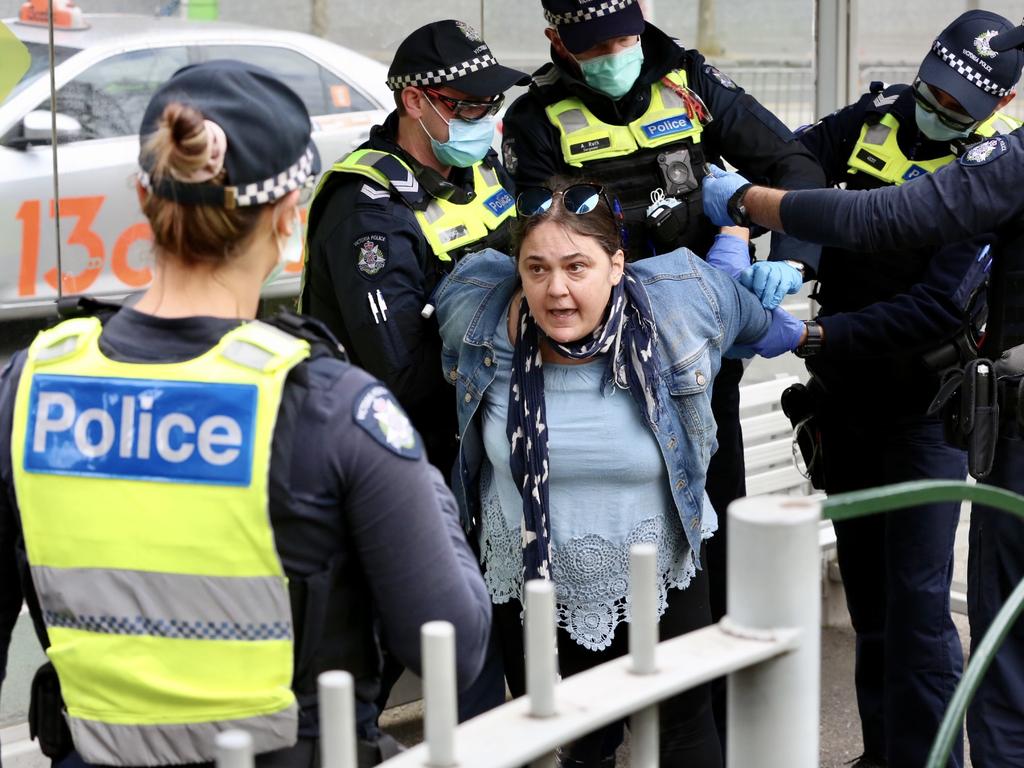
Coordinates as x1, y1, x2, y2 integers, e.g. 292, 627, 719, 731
570, 137, 612, 155
24, 375, 257, 485
484, 189, 514, 217
642, 115, 694, 140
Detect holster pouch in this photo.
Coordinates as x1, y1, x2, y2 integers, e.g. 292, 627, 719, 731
28, 662, 73, 760
780, 381, 826, 490
928, 358, 1000, 479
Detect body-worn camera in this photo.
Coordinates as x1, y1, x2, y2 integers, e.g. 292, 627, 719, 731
657, 148, 700, 197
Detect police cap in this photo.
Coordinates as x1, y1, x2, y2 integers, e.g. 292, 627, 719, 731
139, 60, 320, 208
387, 20, 529, 98
540, 0, 646, 55
918, 10, 1024, 121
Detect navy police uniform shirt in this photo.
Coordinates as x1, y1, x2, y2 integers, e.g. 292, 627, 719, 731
796, 84, 990, 412
0, 308, 491, 741
301, 112, 514, 475
780, 128, 1024, 253
501, 22, 826, 270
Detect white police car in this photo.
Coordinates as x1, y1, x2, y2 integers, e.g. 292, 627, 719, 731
0, 4, 393, 318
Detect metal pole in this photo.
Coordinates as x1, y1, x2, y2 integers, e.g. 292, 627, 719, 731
726, 496, 821, 768
422, 621, 457, 767
319, 671, 357, 768
215, 730, 254, 768
696, 0, 722, 56
526, 579, 557, 718
46, 0, 64, 303
629, 543, 659, 767
815, 0, 851, 118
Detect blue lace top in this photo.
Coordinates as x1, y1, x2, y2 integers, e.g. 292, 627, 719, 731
478, 304, 713, 651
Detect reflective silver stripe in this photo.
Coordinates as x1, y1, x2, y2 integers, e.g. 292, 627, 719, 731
864, 123, 891, 146
32, 566, 292, 641
660, 84, 686, 109
556, 108, 589, 135
35, 335, 81, 362
422, 199, 446, 224
222, 340, 275, 371
478, 164, 499, 188
69, 701, 298, 767
354, 150, 388, 168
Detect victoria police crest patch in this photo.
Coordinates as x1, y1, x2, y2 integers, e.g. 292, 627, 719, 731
961, 137, 1009, 167
704, 65, 737, 90
353, 384, 422, 459
355, 233, 388, 278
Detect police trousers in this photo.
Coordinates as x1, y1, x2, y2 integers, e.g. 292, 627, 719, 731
967, 426, 1024, 768
821, 407, 967, 768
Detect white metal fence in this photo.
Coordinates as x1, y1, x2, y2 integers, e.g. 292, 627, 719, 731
214, 495, 822, 768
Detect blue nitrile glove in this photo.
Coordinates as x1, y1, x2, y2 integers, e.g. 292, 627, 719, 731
738, 260, 804, 310
727, 307, 805, 359
702, 164, 751, 227
705, 233, 751, 278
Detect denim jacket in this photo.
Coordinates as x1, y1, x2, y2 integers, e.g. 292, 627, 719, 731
435, 247, 771, 561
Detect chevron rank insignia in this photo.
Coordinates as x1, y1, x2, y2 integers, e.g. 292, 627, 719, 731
353, 384, 422, 460
961, 137, 1009, 167
355, 233, 388, 278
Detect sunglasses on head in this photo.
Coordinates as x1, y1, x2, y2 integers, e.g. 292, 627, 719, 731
419, 87, 504, 122
516, 183, 614, 217
912, 79, 979, 132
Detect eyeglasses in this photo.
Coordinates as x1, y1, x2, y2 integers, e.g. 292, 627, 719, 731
419, 87, 504, 122
516, 184, 612, 217
912, 79, 979, 132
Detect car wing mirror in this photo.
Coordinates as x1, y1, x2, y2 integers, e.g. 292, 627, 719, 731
20, 109, 82, 144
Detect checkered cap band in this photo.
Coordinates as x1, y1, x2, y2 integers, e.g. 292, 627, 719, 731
387, 53, 498, 90
139, 146, 317, 208
543, 0, 636, 26
932, 40, 1012, 97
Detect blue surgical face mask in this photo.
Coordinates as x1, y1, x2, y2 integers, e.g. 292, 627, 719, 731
914, 103, 974, 142
265, 208, 303, 288
577, 39, 645, 100
420, 97, 497, 168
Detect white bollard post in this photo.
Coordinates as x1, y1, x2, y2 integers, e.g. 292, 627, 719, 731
215, 730, 253, 768
422, 621, 458, 767
629, 543, 659, 767
319, 670, 357, 768
526, 579, 557, 718
726, 496, 821, 768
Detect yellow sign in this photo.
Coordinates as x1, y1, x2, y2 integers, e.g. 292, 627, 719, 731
0, 21, 31, 104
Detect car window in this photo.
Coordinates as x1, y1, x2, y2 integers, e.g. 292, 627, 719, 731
37, 46, 190, 141
2, 42, 77, 107
192, 44, 376, 116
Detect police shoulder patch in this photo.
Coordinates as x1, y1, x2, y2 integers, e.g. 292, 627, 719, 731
354, 233, 388, 278
353, 384, 422, 460
961, 137, 1009, 167
704, 65, 737, 90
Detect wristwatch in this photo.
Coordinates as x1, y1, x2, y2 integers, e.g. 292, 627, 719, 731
726, 183, 753, 227
794, 321, 824, 358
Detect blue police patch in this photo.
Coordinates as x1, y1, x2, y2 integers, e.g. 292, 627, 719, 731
961, 137, 1009, 167
902, 164, 928, 182
24, 375, 257, 485
352, 384, 422, 460
641, 115, 694, 140
484, 188, 514, 217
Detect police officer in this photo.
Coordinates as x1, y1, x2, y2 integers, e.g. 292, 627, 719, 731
779, 12, 1022, 767
0, 61, 491, 768
703, 20, 1024, 767
301, 20, 528, 477
500, 0, 826, 741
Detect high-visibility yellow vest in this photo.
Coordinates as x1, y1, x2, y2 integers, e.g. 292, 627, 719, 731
847, 110, 1023, 185
11, 317, 310, 767
321, 150, 516, 262
545, 70, 706, 166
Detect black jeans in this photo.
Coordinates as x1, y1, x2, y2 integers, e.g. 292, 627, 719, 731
493, 557, 722, 768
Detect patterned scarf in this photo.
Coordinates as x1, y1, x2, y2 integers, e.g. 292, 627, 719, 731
507, 266, 663, 582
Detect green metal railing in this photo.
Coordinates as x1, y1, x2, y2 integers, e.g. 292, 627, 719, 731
822, 480, 1024, 768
